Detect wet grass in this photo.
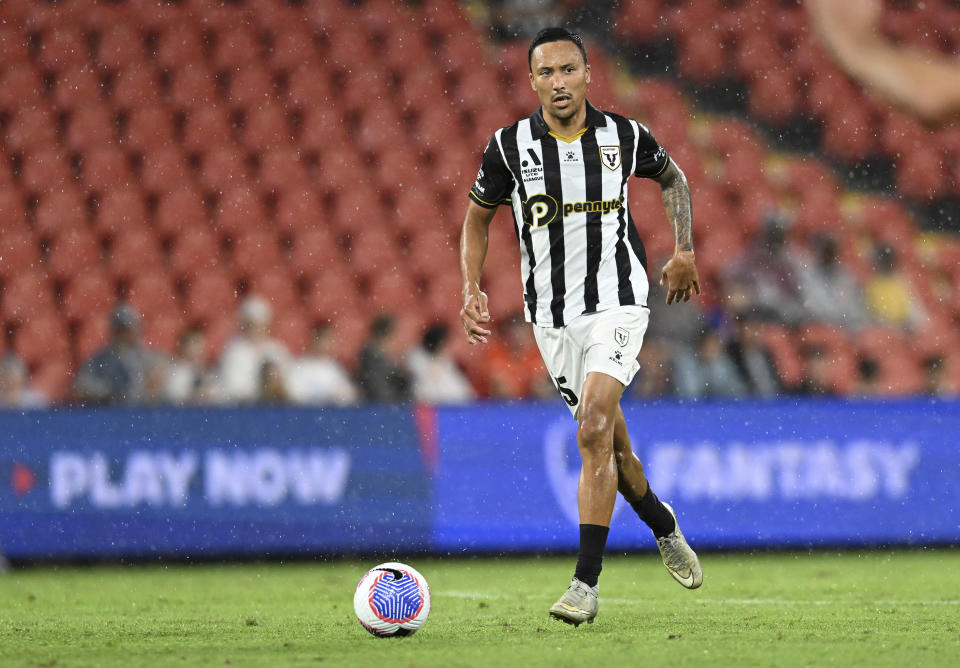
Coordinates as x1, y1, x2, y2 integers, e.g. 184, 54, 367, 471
1, 550, 958, 667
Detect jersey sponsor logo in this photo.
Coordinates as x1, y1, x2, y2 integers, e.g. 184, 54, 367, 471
473, 168, 485, 193
599, 145, 621, 171
522, 193, 559, 228
520, 150, 545, 182
560, 197, 623, 218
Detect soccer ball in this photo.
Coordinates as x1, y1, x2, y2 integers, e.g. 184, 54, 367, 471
353, 562, 431, 637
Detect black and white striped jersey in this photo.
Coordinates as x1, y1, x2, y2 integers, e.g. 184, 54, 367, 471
469, 101, 670, 328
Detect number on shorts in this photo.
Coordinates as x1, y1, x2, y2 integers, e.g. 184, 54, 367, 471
554, 376, 579, 407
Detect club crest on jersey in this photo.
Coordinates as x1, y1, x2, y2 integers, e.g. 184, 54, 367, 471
614, 327, 629, 347
599, 146, 621, 171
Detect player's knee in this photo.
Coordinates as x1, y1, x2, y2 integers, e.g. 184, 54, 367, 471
577, 411, 614, 456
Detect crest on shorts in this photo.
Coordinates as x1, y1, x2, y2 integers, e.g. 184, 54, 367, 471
599, 146, 621, 171
614, 327, 629, 347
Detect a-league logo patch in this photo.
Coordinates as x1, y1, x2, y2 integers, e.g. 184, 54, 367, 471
599, 146, 621, 171
614, 327, 629, 347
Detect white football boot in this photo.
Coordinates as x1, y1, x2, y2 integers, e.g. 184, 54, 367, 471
656, 502, 703, 589
549, 577, 599, 626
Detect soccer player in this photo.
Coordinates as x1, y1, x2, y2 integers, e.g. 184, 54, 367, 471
459, 27, 703, 626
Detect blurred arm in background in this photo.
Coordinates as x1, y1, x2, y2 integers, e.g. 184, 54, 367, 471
807, 0, 960, 123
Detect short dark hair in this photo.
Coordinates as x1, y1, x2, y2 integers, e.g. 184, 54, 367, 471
528, 27, 588, 72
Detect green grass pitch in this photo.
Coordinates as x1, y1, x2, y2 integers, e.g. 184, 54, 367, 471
1, 550, 958, 667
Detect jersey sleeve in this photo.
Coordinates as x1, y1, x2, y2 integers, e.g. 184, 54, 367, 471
468, 135, 514, 208
633, 122, 670, 179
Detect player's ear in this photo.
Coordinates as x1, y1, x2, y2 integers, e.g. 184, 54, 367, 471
585, 64, 591, 84
529, 71, 536, 91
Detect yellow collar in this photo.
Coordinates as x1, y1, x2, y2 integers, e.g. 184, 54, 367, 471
548, 127, 589, 143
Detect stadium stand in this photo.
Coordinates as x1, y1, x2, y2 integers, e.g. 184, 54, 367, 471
0, 0, 957, 402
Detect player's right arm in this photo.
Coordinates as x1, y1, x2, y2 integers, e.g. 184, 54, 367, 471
460, 134, 515, 344
460, 201, 497, 344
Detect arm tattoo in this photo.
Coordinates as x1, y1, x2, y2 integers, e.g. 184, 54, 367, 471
659, 163, 694, 252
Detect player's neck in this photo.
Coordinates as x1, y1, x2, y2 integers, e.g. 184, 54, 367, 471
542, 104, 588, 139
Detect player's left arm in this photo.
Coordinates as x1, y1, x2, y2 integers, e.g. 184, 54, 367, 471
654, 160, 700, 305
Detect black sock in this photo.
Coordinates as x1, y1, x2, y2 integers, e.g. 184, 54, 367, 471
630, 486, 676, 539
574, 524, 609, 588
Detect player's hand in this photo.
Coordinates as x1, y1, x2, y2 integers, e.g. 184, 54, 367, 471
660, 250, 701, 305
460, 287, 491, 344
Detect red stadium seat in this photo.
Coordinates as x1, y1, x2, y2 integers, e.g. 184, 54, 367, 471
0, 64, 44, 113
65, 104, 117, 152
111, 64, 162, 109
122, 106, 175, 150
182, 105, 235, 153
94, 186, 149, 237
2, 271, 57, 321
241, 102, 293, 152
303, 267, 361, 322
268, 25, 318, 72
139, 145, 192, 195
284, 63, 330, 110
198, 147, 252, 192
297, 107, 349, 154
229, 229, 285, 278
156, 22, 206, 70
895, 151, 947, 201
347, 230, 402, 280
19, 146, 74, 193
35, 26, 88, 71
108, 227, 165, 280
45, 227, 102, 282
51, 64, 104, 110
269, 306, 311, 355
225, 63, 276, 108
185, 269, 238, 323
0, 187, 29, 233
169, 226, 223, 279
213, 186, 268, 239
331, 186, 387, 234
155, 186, 209, 238
748, 68, 802, 126
288, 226, 344, 281
33, 358, 72, 402
166, 63, 219, 109
366, 269, 420, 313
212, 21, 263, 70
247, 268, 302, 318
61, 268, 116, 323
96, 23, 146, 69
14, 312, 70, 370
142, 309, 185, 354
271, 186, 322, 237
0, 26, 30, 64
614, 0, 663, 44
257, 148, 310, 194
34, 187, 88, 239
0, 225, 41, 279
125, 267, 179, 318
5, 109, 58, 153
82, 146, 133, 193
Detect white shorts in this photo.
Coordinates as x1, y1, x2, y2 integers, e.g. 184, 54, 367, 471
532, 305, 650, 418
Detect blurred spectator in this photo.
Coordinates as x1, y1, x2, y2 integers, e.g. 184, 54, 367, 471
799, 234, 870, 331
921, 355, 956, 397
0, 354, 48, 409
286, 323, 359, 406
646, 266, 705, 348
406, 324, 475, 404
864, 245, 925, 330
166, 328, 221, 405
355, 314, 411, 403
219, 296, 290, 403
808, 0, 960, 123
726, 314, 782, 397
673, 329, 748, 399
855, 355, 881, 397
258, 359, 289, 404
75, 304, 159, 405
483, 312, 554, 399
630, 339, 675, 398
728, 213, 808, 326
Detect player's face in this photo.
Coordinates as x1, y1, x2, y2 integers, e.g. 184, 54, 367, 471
529, 41, 590, 123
